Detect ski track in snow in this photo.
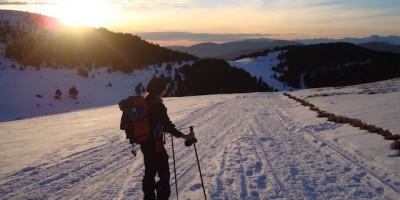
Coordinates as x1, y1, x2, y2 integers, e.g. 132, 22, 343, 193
1, 93, 399, 199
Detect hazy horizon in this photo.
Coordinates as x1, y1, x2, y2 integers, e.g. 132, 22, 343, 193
134, 31, 400, 47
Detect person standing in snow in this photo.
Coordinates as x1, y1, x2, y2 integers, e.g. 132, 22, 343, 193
141, 77, 194, 200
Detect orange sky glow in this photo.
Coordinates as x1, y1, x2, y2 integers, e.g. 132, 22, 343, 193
1, 0, 399, 46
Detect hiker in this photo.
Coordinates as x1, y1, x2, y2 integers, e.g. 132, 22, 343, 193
141, 77, 194, 200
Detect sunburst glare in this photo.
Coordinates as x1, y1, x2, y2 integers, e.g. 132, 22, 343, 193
52, 0, 114, 28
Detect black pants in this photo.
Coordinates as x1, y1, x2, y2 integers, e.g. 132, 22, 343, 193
141, 140, 171, 200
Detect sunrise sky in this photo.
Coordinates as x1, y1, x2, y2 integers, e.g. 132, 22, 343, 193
1, 0, 399, 46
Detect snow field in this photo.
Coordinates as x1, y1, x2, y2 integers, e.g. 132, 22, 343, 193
1, 92, 399, 199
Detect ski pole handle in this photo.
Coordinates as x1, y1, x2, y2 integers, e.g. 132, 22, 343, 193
185, 126, 197, 147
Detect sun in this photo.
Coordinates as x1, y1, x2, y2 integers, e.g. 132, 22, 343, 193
53, 0, 114, 28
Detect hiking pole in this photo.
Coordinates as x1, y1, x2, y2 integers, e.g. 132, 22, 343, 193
171, 135, 178, 200
188, 126, 207, 200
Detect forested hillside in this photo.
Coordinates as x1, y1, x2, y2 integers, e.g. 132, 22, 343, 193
175, 59, 273, 95
237, 43, 400, 88
0, 10, 196, 73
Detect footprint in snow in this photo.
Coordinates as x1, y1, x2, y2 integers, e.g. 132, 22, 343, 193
189, 183, 203, 191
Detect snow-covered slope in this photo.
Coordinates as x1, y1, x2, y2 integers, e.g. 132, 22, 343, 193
229, 51, 300, 91
290, 78, 400, 136
0, 9, 63, 33
0, 49, 293, 122
0, 91, 399, 199
0, 57, 190, 122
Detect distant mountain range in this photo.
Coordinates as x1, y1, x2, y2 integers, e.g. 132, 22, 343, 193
168, 35, 400, 60
295, 35, 400, 45
168, 39, 301, 60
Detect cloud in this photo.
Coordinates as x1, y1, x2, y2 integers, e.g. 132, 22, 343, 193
108, 0, 258, 9
0, 0, 54, 5
0, 1, 27, 5
108, 0, 195, 8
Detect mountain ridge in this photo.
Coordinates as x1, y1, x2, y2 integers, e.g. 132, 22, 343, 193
0, 9, 197, 72
358, 41, 400, 54
167, 39, 300, 60
296, 35, 400, 45
167, 35, 400, 60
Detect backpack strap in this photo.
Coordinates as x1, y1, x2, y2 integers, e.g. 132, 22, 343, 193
146, 98, 164, 140
147, 98, 162, 111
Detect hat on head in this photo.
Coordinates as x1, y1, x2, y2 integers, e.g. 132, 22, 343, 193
146, 77, 167, 95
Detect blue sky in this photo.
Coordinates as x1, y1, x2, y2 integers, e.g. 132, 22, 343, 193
0, 0, 399, 45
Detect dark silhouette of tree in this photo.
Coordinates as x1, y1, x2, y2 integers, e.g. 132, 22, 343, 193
135, 82, 143, 95
77, 67, 89, 78
69, 86, 79, 99
166, 64, 173, 73
54, 89, 62, 99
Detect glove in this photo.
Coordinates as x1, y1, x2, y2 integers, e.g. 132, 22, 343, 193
185, 137, 197, 147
